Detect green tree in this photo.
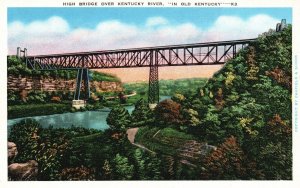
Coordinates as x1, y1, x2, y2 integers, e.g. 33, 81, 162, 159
254, 114, 292, 179
133, 148, 146, 179
171, 93, 186, 103
182, 108, 200, 127
131, 99, 154, 127
143, 155, 162, 180
106, 105, 131, 131
112, 153, 134, 180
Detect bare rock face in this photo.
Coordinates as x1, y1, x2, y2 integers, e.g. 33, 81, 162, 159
8, 142, 18, 163
7, 75, 76, 92
8, 75, 123, 93
8, 160, 38, 181
91, 81, 123, 92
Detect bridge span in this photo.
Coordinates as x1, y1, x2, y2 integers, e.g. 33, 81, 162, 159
15, 19, 287, 104
24, 39, 255, 70
18, 39, 255, 103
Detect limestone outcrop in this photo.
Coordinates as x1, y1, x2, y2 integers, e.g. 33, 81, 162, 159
7, 142, 38, 181
8, 75, 123, 93
8, 142, 18, 163
8, 160, 38, 181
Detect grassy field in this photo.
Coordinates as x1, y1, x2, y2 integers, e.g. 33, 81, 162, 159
134, 126, 196, 155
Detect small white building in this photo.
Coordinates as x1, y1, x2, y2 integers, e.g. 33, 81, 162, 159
72, 100, 86, 109
149, 103, 157, 109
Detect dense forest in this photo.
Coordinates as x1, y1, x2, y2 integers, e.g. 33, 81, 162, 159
8, 25, 292, 180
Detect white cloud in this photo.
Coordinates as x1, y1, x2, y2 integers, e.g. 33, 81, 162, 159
27, 16, 69, 35
203, 14, 279, 41
8, 21, 24, 38
8, 16, 69, 38
146, 17, 168, 27
8, 14, 280, 55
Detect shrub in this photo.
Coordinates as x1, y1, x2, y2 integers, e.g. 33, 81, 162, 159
154, 99, 182, 127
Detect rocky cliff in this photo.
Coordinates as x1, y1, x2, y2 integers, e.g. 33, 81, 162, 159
7, 75, 123, 93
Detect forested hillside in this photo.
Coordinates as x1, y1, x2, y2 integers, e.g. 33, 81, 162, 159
133, 25, 292, 179
177, 25, 292, 179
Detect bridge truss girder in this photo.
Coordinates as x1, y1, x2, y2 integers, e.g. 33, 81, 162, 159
22, 39, 254, 103
25, 39, 254, 70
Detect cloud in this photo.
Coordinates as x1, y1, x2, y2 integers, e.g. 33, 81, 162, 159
203, 14, 279, 41
146, 17, 168, 27
8, 16, 69, 37
8, 14, 280, 55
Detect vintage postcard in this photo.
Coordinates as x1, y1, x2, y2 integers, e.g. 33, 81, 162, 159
1, 0, 300, 187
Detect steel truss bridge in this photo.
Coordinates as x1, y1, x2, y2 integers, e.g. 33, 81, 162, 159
18, 39, 255, 103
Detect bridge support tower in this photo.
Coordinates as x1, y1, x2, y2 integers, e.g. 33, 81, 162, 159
148, 51, 159, 104
74, 68, 90, 100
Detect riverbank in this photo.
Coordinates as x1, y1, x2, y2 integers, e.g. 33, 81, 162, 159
7, 92, 137, 119
8, 103, 71, 119
8, 95, 171, 119
8, 96, 171, 135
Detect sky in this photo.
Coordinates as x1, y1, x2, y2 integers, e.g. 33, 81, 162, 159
7, 7, 292, 82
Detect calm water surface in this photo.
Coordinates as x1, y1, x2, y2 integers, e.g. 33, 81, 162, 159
7, 96, 170, 131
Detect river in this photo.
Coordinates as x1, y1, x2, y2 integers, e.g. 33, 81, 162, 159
7, 96, 170, 132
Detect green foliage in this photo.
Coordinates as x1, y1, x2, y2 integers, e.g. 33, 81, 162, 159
132, 148, 146, 179
60, 166, 95, 180
123, 78, 207, 98
8, 103, 71, 119
154, 99, 182, 127
9, 119, 40, 162
7, 56, 77, 79
106, 105, 131, 131
200, 136, 248, 180
26, 91, 47, 103
135, 126, 196, 155
135, 126, 201, 180
180, 25, 292, 179
182, 108, 200, 127
9, 120, 101, 180
112, 154, 134, 180
101, 159, 113, 180
171, 93, 186, 103
7, 90, 21, 105
64, 132, 122, 177
131, 99, 154, 127
90, 71, 121, 82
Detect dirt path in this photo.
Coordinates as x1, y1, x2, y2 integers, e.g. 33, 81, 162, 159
126, 128, 139, 143
106, 91, 137, 100
126, 127, 155, 153
132, 143, 155, 154
152, 130, 161, 138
